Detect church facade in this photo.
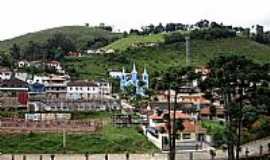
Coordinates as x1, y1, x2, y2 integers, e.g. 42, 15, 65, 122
120, 63, 149, 96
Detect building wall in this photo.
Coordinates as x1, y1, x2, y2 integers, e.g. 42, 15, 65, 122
0, 71, 12, 80
15, 72, 28, 81
149, 119, 163, 128
66, 86, 100, 100
98, 82, 111, 95
46, 92, 66, 99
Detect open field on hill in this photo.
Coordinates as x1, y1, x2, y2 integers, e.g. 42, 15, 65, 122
103, 34, 165, 51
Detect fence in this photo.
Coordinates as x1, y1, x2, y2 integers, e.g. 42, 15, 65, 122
0, 153, 215, 160
0, 118, 102, 133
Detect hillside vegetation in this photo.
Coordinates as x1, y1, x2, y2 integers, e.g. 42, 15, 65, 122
0, 26, 122, 53
63, 37, 270, 80
1, 24, 270, 80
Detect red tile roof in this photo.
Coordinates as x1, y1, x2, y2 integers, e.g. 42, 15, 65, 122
48, 60, 60, 64
149, 111, 191, 120
149, 114, 163, 120
154, 120, 206, 133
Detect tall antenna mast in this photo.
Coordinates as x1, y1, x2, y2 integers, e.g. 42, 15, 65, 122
185, 36, 191, 66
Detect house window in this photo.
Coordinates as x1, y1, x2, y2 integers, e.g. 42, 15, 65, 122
183, 133, 191, 139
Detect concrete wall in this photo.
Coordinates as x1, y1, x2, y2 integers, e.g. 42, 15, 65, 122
0, 152, 228, 160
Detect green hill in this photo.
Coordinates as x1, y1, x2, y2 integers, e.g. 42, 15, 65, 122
0, 26, 122, 53
1, 26, 269, 80
63, 37, 270, 80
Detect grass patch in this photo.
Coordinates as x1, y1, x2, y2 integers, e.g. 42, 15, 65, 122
0, 126, 157, 154
0, 112, 158, 154
103, 34, 165, 51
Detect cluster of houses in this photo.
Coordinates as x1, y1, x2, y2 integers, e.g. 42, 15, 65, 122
141, 67, 225, 152
1, 56, 225, 152
0, 60, 120, 112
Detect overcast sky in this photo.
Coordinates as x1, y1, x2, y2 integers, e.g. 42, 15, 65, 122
1, 0, 270, 40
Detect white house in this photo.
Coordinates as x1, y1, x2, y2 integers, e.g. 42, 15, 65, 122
15, 72, 29, 82
108, 69, 122, 79
145, 110, 212, 151
105, 49, 115, 54
66, 80, 100, 100
0, 67, 12, 80
86, 49, 96, 54
96, 80, 112, 95
17, 60, 30, 68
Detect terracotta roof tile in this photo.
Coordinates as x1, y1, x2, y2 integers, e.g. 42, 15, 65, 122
154, 120, 207, 133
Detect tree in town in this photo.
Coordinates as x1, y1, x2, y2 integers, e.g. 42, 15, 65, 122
198, 55, 270, 160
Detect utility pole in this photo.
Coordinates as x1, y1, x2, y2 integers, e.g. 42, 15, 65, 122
171, 90, 178, 160
167, 85, 173, 160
